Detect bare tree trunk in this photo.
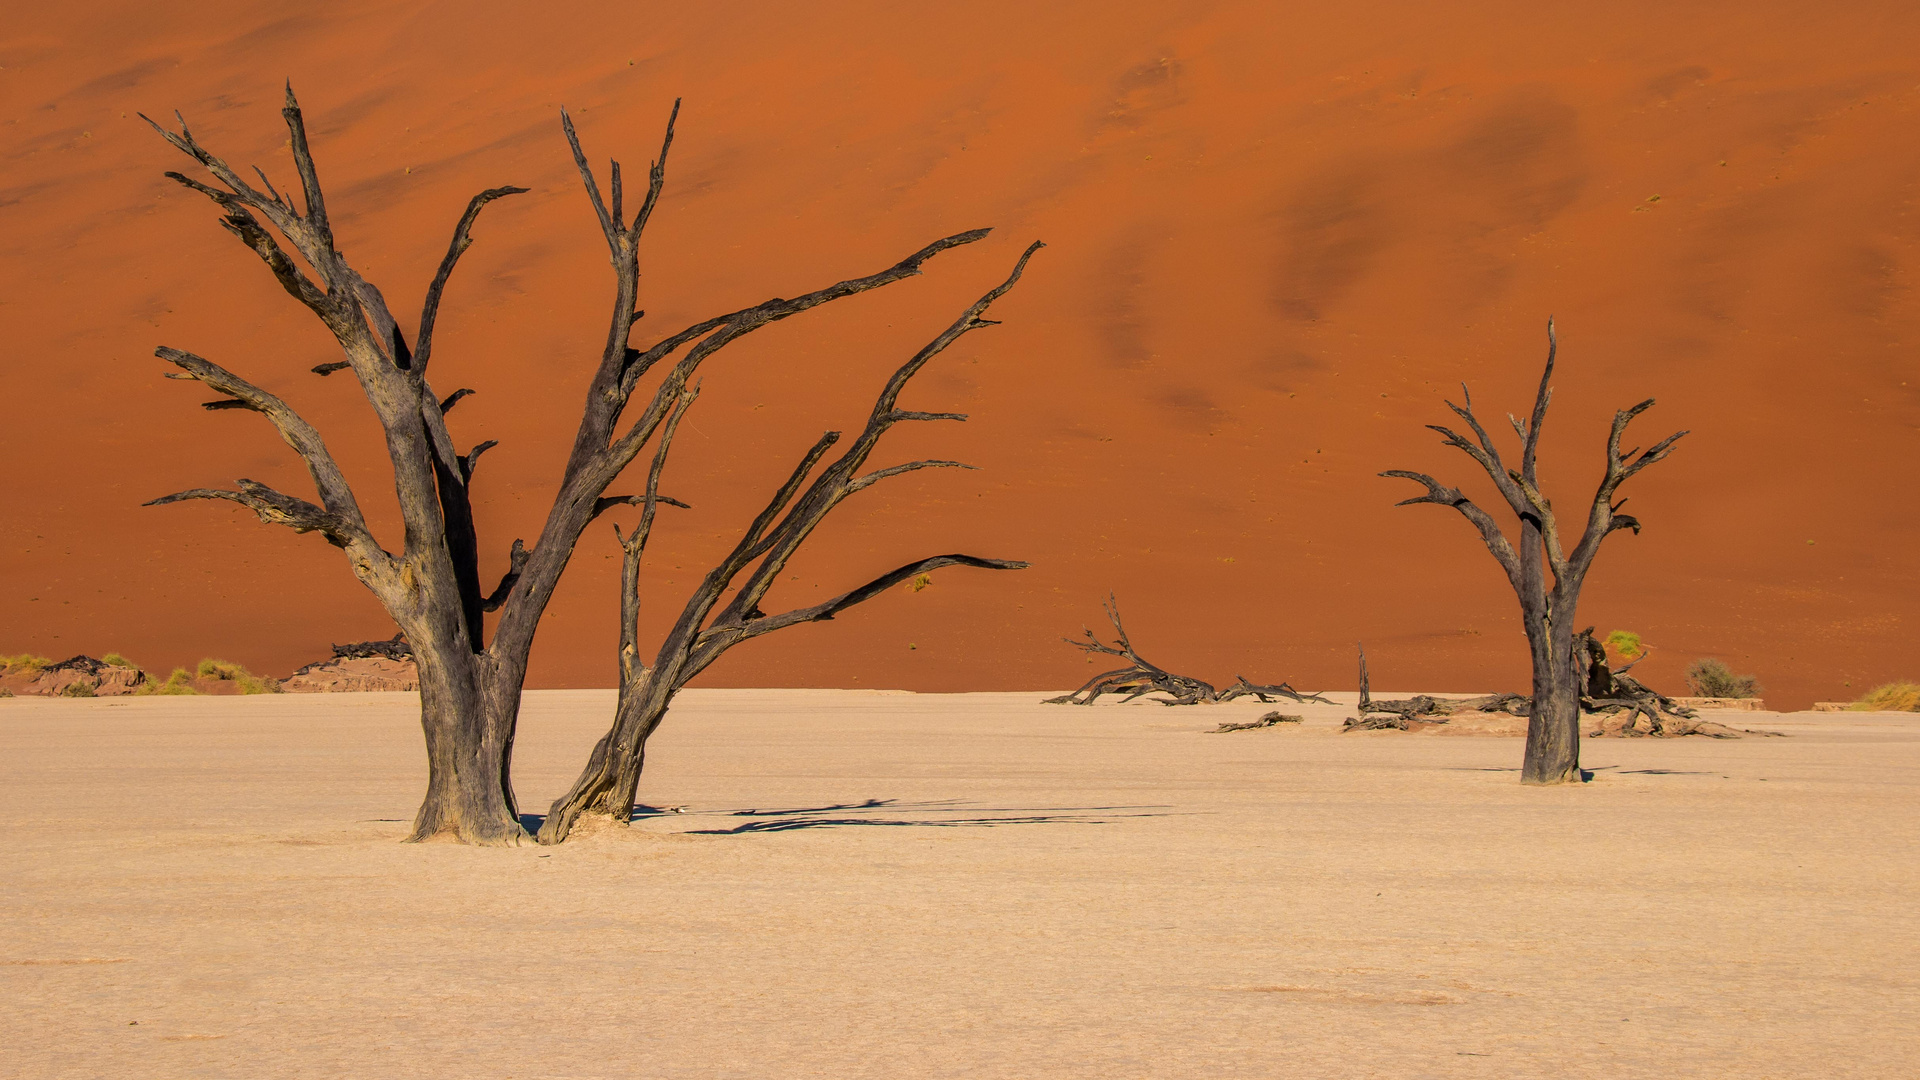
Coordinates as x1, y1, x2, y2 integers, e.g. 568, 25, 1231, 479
1384, 321, 1685, 786
1521, 621, 1582, 784
399, 629, 522, 843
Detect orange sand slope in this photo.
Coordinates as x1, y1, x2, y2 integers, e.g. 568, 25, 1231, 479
2, 690, 1916, 1077
3, 2, 1919, 708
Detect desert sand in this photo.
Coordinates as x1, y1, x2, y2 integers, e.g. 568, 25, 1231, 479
3, 2, 1919, 709
3, 690, 1915, 1077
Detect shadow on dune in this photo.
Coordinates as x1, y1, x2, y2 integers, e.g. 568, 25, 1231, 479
652, 797, 1177, 834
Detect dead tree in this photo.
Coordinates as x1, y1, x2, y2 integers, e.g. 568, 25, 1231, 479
144, 86, 1029, 844
1382, 323, 1686, 782
1043, 595, 1325, 706
537, 246, 1040, 842
1043, 595, 1215, 704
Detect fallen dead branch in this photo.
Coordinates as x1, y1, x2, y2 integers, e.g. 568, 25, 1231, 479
1044, 595, 1327, 707
1210, 712, 1304, 733
1342, 644, 1528, 731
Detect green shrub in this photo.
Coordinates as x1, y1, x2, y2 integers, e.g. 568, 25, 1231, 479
101, 652, 137, 669
195, 659, 280, 695
1604, 630, 1642, 660
59, 682, 97, 698
1685, 658, 1761, 698
0, 653, 50, 675
1852, 682, 1920, 712
136, 668, 202, 696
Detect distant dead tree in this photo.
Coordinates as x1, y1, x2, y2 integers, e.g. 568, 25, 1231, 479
1381, 323, 1686, 782
1044, 595, 1326, 706
144, 86, 1033, 844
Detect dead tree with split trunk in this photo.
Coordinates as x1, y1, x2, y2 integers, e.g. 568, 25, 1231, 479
143, 85, 1032, 843
1381, 322, 1686, 783
536, 246, 1040, 843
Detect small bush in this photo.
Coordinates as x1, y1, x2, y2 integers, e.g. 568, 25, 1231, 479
1853, 682, 1920, 712
195, 659, 281, 695
0, 686, 15, 698
136, 668, 202, 696
0, 653, 51, 675
1605, 630, 1642, 660
59, 682, 97, 698
1686, 658, 1761, 699
101, 652, 138, 669
906, 573, 933, 593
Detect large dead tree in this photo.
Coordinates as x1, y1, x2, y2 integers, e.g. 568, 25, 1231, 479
144, 86, 1031, 844
537, 246, 1040, 842
1382, 322, 1686, 783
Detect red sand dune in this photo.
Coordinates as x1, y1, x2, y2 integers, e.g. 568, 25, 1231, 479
2, 1, 1916, 709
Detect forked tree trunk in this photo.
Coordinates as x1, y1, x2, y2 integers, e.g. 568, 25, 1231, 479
143, 88, 1025, 843
1384, 322, 1685, 786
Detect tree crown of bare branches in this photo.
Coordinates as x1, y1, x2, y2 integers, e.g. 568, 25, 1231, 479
1380, 320, 1688, 617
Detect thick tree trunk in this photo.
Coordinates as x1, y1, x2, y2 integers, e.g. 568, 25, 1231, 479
1520, 620, 1582, 785
406, 643, 526, 844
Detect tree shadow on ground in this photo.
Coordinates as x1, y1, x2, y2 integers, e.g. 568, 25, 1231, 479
642, 797, 1177, 834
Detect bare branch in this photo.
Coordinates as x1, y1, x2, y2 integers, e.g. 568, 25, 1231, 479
280, 83, 331, 242
154, 346, 379, 556
146, 479, 352, 548
1379, 469, 1523, 582
847, 459, 977, 492
312, 361, 350, 376
440, 388, 476, 413
708, 241, 1044, 631
481, 539, 529, 612
461, 439, 499, 481
1520, 318, 1556, 483
630, 98, 680, 238
592, 493, 692, 520
417, 186, 529, 373
604, 228, 1003, 459
710, 554, 1028, 646
560, 108, 617, 250
886, 410, 968, 423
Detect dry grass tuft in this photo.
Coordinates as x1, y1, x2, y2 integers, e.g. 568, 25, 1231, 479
1, 653, 51, 675
1686, 658, 1761, 698
136, 668, 203, 696
1852, 682, 1920, 712
195, 659, 281, 695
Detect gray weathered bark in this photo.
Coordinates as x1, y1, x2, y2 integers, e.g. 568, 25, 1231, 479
1382, 322, 1686, 784
144, 86, 1022, 843
536, 243, 1043, 843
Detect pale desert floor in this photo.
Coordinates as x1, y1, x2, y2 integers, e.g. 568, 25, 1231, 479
2, 689, 1916, 1079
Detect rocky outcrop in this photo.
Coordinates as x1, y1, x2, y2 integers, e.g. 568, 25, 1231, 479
282, 637, 419, 693
21, 656, 148, 697
1669, 696, 1768, 712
